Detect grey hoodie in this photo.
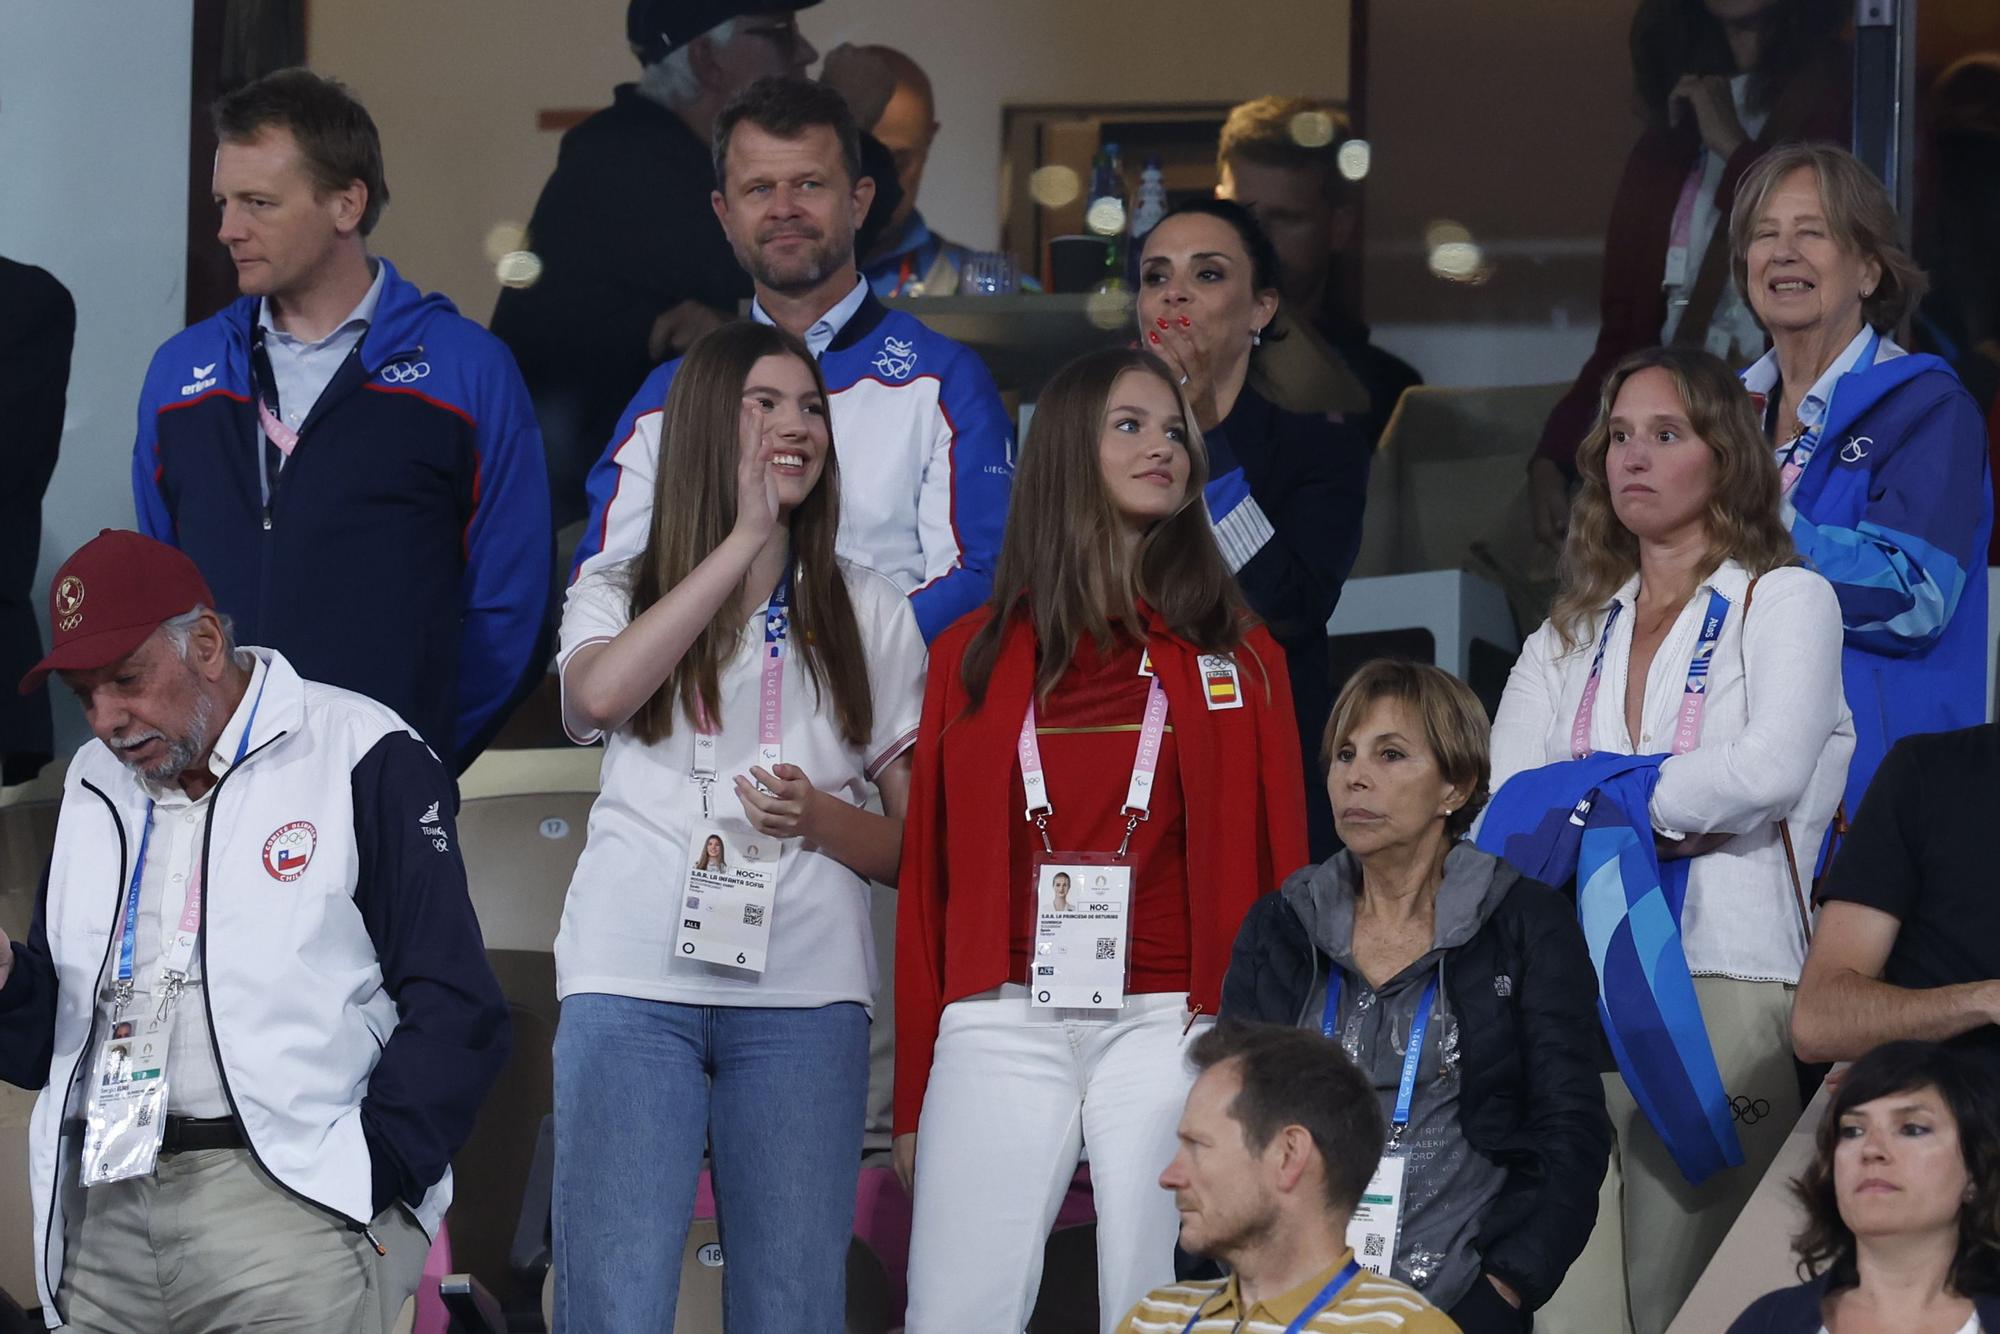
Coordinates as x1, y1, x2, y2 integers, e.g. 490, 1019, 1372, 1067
1280, 842, 1517, 1312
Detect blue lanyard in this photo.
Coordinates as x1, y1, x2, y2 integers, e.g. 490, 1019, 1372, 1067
1321, 969, 1440, 1141
1179, 1258, 1363, 1334
113, 668, 270, 996
762, 563, 793, 650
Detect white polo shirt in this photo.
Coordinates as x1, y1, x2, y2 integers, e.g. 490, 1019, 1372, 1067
554, 559, 925, 1010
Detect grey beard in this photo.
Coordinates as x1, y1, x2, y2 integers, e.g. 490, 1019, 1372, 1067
135, 690, 217, 786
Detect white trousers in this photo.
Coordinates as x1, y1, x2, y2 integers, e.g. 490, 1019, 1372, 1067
903, 986, 1208, 1334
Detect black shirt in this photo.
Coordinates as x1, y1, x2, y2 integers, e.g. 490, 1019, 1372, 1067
1817, 722, 2000, 1075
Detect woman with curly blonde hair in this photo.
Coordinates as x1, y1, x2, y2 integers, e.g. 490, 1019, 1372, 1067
1491, 344, 1854, 1333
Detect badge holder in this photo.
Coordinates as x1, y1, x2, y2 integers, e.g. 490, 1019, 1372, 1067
1017, 671, 1169, 1014
676, 818, 780, 974
1027, 853, 1132, 1008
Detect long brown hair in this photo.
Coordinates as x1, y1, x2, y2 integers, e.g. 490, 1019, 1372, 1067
626, 321, 872, 747
959, 347, 1250, 706
1550, 345, 1798, 650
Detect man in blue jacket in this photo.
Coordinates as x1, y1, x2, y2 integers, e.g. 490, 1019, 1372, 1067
572, 75, 1013, 642
132, 68, 552, 773
0, 530, 509, 1330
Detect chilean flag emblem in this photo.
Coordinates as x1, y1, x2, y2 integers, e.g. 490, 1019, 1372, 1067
262, 821, 319, 882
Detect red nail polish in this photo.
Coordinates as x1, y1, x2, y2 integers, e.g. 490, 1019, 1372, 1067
1177, 316, 1192, 328
1147, 331, 1160, 344
1156, 318, 1170, 329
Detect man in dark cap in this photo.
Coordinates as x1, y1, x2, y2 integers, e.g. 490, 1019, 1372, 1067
0, 529, 508, 1331
491, 2, 905, 528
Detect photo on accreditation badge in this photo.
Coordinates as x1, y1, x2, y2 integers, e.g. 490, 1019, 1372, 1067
693, 831, 728, 872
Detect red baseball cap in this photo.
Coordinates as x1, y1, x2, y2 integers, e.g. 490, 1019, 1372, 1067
18, 530, 216, 695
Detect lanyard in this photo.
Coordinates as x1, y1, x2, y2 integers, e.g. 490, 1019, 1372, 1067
1662, 158, 1706, 287
112, 668, 269, 1015
1178, 1258, 1363, 1334
1321, 970, 1440, 1150
689, 567, 792, 815
1775, 329, 1879, 494
1570, 589, 1730, 759
257, 397, 301, 458
1017, 669, 1170, 860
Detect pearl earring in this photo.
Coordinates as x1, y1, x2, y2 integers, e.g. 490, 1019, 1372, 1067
1251, 327, 1264, 347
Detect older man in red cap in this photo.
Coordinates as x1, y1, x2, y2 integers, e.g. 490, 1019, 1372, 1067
0, 530, 508, 1332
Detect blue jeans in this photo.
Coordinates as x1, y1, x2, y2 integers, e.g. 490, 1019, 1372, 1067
552, 993, 870, 1333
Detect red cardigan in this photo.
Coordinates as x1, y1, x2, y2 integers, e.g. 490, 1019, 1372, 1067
893, 606, 1309, 1135
1535, 51, 1851, 475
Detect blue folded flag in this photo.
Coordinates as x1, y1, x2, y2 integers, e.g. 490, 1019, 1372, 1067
1477, 752, 1744, 1185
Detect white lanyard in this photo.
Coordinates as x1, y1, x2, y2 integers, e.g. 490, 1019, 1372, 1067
1017, 671, 1169, 860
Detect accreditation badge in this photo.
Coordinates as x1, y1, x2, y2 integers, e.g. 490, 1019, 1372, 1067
1026, 853, 1131, 1010
1345, 1152, 1407, 1276
80, 1010, 172, 1186
676, 819, 779, 974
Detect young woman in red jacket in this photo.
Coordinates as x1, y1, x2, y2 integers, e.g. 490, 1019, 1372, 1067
892, 346, 1310, 1333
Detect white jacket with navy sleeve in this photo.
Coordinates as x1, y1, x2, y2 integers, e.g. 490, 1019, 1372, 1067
0, 650, 509, 1324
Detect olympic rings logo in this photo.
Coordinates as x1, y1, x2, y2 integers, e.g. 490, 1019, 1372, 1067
380, 361, 431, 383
1730, 1095, 1773, 1125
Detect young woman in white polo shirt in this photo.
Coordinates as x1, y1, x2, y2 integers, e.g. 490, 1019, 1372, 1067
550, 321, 926, 1333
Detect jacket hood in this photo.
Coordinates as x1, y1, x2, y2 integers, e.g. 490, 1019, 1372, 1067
214, 257, 459, 373
1279, 841, 1519, 973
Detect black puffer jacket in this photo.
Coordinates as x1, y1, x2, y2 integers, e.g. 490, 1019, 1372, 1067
1221, 845, 1612, 1311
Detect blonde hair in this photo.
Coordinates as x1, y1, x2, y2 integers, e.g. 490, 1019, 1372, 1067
1322, 660, 1490, 840
1550, 346, 1798, 651
1730, 141, 1930, 334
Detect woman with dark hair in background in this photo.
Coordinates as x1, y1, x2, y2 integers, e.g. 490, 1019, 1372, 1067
895, 346, 1308, 1332
1139, 196, 1374, 857
1729, 1040, 2000, 1333
1529, 0, 1849, 548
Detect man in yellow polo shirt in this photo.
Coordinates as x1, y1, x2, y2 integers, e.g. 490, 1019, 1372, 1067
1117, 1023, 1462, 1333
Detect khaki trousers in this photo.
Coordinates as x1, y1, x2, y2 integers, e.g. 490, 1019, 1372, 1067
57, 1146, 429, 1333
1533, 977, 1800, 1334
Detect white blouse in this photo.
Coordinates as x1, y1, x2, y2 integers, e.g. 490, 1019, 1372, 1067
1489, 560, 1854, 982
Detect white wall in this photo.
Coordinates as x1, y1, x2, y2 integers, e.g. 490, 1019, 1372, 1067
312, 0, 1349, 326
1, 5, 194, 758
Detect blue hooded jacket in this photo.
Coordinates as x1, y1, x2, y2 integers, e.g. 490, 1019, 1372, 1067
1753, 341, 1992, 813
132, 258, 553, 772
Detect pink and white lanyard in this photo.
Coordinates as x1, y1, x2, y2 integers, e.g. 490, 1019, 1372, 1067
1017, 672, 1170, 859
1570, 589, 1731, 760
690, 567, 791, 819
1772, 329, 1881, 495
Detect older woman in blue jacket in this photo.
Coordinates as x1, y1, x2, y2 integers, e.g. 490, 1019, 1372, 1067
1734, 142, 1994, 814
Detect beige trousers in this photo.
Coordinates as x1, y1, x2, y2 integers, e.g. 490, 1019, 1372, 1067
56, 1146, 429, 1333
1533, 977, 1800, 1334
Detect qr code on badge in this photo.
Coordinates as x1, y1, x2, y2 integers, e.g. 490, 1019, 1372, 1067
137, 1104, 154, 1127
1095, 937, 1117, 961
1362, 1234, 1385, 1258
743, 903, 766, 927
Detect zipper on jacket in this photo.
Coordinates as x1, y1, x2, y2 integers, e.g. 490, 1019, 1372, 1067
186, 729, 382, 1238
42, 783, 133, 1316
254, 341, 423, 534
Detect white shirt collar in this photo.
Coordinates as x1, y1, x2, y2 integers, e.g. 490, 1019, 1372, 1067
258, 259, 386, 350
1741, 324, 1904, 428
1609, 558, 1752, 612
750, 274, 869, 358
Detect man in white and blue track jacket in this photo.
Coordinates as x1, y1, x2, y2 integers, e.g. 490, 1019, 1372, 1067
571, 76, 1012, 642
0, 531, 508, 1331
132, 70, 551, 773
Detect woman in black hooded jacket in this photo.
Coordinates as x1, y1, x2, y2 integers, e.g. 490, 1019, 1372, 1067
1220, 659, 1610, 1332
